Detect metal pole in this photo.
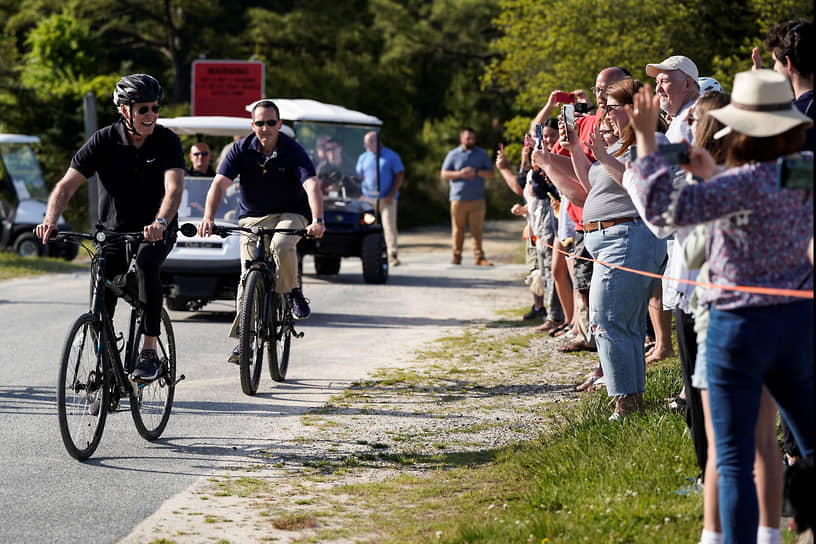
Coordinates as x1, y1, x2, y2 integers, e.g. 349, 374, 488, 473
82, 92, 98, 229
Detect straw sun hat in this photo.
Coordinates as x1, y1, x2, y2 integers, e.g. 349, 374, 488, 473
710, 69, 812, 139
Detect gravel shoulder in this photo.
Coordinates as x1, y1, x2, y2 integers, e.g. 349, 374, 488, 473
121, 220, 602, 543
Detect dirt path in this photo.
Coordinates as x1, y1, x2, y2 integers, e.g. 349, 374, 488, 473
120, 219, 598, 543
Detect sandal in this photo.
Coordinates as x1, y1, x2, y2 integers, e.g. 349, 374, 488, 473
548, 322, 570, 337
576, 373, 600, 391
534, 319, 563, 333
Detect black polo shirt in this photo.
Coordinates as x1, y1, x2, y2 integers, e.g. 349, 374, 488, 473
217, 132, 315, 221
71, 120, 185, 231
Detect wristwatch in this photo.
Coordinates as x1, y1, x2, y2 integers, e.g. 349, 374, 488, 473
314, 218, 324, 224
154, 217, 168, 227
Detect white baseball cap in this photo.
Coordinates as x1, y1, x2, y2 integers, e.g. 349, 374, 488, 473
646, 55, 699, 81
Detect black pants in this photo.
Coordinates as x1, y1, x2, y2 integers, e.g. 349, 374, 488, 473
675, 308, 707, 478
104, 234, 175, 337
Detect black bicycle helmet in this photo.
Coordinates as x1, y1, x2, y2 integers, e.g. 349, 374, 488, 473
113, 74, 164, 106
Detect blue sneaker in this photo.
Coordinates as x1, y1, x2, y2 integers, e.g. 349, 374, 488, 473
132, 349, 161, 382
289, 288, 311, 320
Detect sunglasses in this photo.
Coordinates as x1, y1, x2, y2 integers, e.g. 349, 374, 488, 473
192, 151, 209, 157
135, 105, 161, 115
253, 119, 279, 127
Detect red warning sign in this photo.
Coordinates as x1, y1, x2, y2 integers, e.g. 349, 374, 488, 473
192, 60, 265, 117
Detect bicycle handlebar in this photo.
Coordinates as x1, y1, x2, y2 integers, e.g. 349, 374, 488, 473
179, 222, 309, 239
51, 225, 179, 245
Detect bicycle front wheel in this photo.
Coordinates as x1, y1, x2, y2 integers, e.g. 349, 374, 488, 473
239, 270, 266, 395
269, 292, 291, 382
131, 308, 176, 440
57, 313, 109, 461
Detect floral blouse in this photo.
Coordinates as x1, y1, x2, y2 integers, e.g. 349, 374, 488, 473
627, 153, 813, 309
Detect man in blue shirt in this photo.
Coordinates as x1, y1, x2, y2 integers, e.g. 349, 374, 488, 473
197, 100, 325, 364
356, 131, 405, 266
440, 127, 495, 265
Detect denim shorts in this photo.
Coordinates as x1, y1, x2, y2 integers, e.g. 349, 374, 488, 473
571, 231, 593, 291
692, 341, 707, 389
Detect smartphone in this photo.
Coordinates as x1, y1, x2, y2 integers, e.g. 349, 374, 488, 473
553, 91, 575, 104
627, 143, 689, 165
561, 104, 575, 131
535, 123, 543, 149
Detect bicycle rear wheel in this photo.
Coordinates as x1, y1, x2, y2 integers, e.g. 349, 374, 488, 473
57, 313, 109, 461
131, 308, 176, 440
239, 270, 266, 395
269, 292, 292, 382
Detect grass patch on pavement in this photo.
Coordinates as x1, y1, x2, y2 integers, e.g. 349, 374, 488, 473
0, 251, 87, 280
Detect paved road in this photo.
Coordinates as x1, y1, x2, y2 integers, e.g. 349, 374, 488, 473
0, 247, 525, 543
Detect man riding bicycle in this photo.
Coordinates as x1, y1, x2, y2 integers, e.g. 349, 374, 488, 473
197, 99, 325, 364
36, 74, 185, 382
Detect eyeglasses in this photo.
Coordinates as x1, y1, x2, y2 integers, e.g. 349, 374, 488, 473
192, 151, 209, 157
591, 86, 607, 96
253, 119, 279, 127
605, 104, 626, 111
135, 105, 161, 115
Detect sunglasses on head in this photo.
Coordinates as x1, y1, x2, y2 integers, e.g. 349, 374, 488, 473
135, 105, 161, 115
253, 119, 279, 128
192, 151, 209, 157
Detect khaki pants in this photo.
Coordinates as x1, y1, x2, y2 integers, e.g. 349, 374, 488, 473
364, 197, 398, 259
450, 198, 486, 261
229, 212, 308, 338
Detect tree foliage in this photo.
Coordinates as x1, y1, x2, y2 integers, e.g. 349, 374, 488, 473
0, 0, 812, 230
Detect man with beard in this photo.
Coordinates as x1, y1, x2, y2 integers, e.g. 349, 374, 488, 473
440, 127, 495, 266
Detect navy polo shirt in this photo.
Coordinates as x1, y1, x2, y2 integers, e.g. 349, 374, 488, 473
218, 132, 315, 220
71, 120, 185, 231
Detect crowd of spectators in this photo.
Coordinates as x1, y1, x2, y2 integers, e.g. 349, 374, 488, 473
497, 19, 813, 544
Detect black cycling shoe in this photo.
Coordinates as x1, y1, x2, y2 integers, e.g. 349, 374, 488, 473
290, 288, 311, 320
132, 349, 162, 382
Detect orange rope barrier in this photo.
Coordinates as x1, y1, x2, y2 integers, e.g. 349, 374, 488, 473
540, 238, 813, 300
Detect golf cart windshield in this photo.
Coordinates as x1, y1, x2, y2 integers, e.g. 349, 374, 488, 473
294, 121, 378, 199
0, 142, 50, 201
178, 176, 240, 221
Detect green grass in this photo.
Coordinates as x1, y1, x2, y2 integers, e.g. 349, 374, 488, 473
0, 251, 88, 280
311, 363, 706, 543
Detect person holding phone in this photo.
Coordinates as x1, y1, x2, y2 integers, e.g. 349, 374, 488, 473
627, 69, 813, 544
533, 78, 669, 420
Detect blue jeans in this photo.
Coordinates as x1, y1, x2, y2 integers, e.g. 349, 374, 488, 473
585, 220, 666, 396
706, 301, 814, 544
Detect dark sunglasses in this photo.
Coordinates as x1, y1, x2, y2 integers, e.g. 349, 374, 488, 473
192, 151, 209, 157
253, 119, 279, 127
135, 105, 161, 115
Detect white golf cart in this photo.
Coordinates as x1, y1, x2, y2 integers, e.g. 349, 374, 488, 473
158, 100, 388, 312
0, 134, 77, 258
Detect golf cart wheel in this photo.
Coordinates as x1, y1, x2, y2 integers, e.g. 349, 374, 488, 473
314, 255, 341, 275
14, 233, 42, 257
361, 233, 388, 284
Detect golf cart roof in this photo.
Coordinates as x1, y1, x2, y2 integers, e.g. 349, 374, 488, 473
0, 134, 40, 144
159, 99, 381, 136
